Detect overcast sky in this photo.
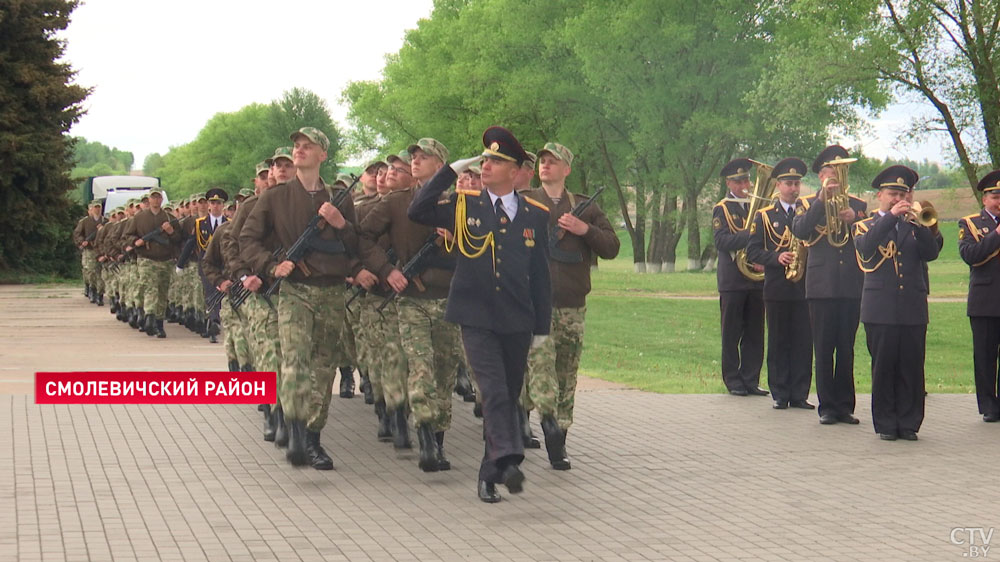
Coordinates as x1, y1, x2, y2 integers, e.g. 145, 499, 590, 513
61, 0, 953, 169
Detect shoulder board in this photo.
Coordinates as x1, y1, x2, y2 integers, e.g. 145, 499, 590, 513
961, 213, 980, 222
457, 189, 481, 197
714, 199, 728, 208
849, 194, 865, 202
759, 205, 774, 213
195, 216, 206, 224
524, 196, 549, 213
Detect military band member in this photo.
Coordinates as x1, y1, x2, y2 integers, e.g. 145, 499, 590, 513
123, 188, 180, 338
526, 142, 620, 470
201, 220, 252, 377
791, 145, 867, 425
241, 127, 375, 470
713, 158, 767, 397
959, 170, 1000, 422
74, 200, 105, 305
408, 126, 552, 503
746, 158, 814, 410
854, 165, 939, 441
195, 188, 229, 343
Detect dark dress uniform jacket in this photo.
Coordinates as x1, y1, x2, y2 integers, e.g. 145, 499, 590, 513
959, 210, 1000, 317
854, 212, 940, 325
408, 166, 552, 336
790, 193, 867, 299
712, 198, 763, 292
746, 204, 806, 301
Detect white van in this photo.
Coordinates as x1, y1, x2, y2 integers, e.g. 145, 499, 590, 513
83, 176, 166, 211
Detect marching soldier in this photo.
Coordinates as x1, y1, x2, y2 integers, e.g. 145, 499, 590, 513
713, 159, 767, 397
526, 142, 620, 470
351, 159, 385, 405
746, 158, 814, 410
241, 127, 375, 470
195, 188, 229, 343
959, 170, 1000, 422
122, 188, 180, 338
791, 145, 867, 425
408, 126, 552, 503
854, 165, 939, 441
333, 172, 360, 400
74, 200, 105, 305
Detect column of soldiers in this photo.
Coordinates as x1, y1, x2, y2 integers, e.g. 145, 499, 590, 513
714, 145, 958, 441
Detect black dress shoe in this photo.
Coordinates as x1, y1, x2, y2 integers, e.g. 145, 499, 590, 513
789, 400, 815, 410
478, 480, 501, 503
501, 465, 524, 494
417, 424, 439, 473
305, 430, 334, 470
984, 413, 1000, 423
878, 432, 897, 441
772, 400, 788, 409
728, 389, 748, 396
435, 432, 450, 471
286, 421, 308, 466
541, 415, 565, 466
746, 386, 769, 396
518, 407, 541, 449
819, 414, 838, 425
898, 430, 918, 441
473, 402, 483, 418
273, 407, 288, 448
836, 413, 861, 424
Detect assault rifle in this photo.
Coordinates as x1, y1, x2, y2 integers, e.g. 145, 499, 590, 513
139, 216, 181, 247
263, 175, 360, 298
375, 232, 442, 314
345, 248, 396, 311
548, 185, 606, 264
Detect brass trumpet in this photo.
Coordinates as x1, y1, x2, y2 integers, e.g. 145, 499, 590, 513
906, 200, 938, 228
821, 157, 857, 247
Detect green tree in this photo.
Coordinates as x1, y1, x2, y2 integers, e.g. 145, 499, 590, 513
143, 152, 165, 176
0, 0, 90, 275
71, 137, 133, 177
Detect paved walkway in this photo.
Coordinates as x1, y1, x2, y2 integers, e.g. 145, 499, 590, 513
1, 285, 998, 561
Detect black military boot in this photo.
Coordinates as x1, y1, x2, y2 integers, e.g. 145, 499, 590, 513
165, 304, 174, 322
305, 430, 334, 470
519, 407, 541, 448
155, 319, 166, 339
375, 401, 392, 442
392, 406, 411, 449
285, 420, 308, 466
359, 372, 374, 404
338, 366, 355, 398
541, 415, 570, 470
435, 432, 451, 471
455, 364, 476, 402
241, 364, 254, 372
261, 404, 275, 442
207, 320, 219, 343
109, 296, 118, 314
137, 307, 147, 331
127, 307, 138, 328
90, 287, 98, 304
144, 314, 157, 336
84, 284, 91, 299
473, 402, 483, 418
97, 293, 104, 306
184, 308, 196, 331
228, 359, 240, 372
116, 303, 126, 322
417, 424, 439, 472
273, 407, 288, 448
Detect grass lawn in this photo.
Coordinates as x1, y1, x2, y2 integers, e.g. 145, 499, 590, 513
580, 220, 978, 394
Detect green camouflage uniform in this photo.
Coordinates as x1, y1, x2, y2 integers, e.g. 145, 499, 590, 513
396, 296, 462, 431
526, 306, 587, 430
278, 281, 348, 432
354, 294, 381, 401
221, 300, 253, 367
246, 294, 282, 405
137, 258, 173, 317
369, 299, 408, 410
81, 250, 102, 293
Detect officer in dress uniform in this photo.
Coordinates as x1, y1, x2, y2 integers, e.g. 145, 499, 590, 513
746, 158, 814, 410
791, 145, 868, 425
853, 165, 939, 441
196, 188, 229, 343
408, 126, 552, 503
713, 159, 767, 396
959, 170, 1000, 422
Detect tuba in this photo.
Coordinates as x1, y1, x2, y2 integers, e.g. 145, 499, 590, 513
821, 157, 857, 247
735, 160, 777, 282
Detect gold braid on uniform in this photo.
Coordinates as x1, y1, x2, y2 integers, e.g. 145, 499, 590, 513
853, 220, 898, 275
797, 198, 828, 248
446, 192, 496, 272
719, 201, 744, 232
962, 215, 1000, 266
195, 217, 211, 251
760, 208, 792, 250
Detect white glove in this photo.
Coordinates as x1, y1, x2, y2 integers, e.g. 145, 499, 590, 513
450, 156, 482, 175
531, 335, 548, 349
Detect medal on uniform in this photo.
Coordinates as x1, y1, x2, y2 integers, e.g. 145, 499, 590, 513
523, 228, 535, 247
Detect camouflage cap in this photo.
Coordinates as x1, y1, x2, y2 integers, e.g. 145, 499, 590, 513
255, 161, 270, 175
238, 188, 254, 198
290, 127, 330, 151
522, 151, 538, 169
140, 193, 150, 201
163, 203, 174, 211
195, 192, 207, 201
272, 146, 294, 163
363, 158, 387, 172
224, 200, 236, 209
126, 198, 137, 206
334, 173, 356, 187
148, 187, 165, 197
537, 142, 573, 165
88, 200, 103, 209
387, 150, 412, 166
463, 162, 482, 175
407, 138, 449, 163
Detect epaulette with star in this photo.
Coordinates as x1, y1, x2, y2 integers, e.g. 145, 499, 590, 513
523, 196, 549, 213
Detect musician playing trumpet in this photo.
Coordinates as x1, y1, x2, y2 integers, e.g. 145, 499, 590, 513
791, 145, 868, 426
853, 166, 940, 441
747, 158, 814, 410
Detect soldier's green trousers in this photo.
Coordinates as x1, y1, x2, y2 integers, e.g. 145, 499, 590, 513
221, 300, 252, 367
526, 306, 587, 431
397, 296, 462, 432
137, 258, 172, 318
81, 250, 103, 293
350, 292, 379, 399
278, 281, 347, 432
367, 298, 407, 410
246, 294, 281, 406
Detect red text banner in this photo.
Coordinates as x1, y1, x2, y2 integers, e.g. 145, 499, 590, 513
35, 371, 277, 405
